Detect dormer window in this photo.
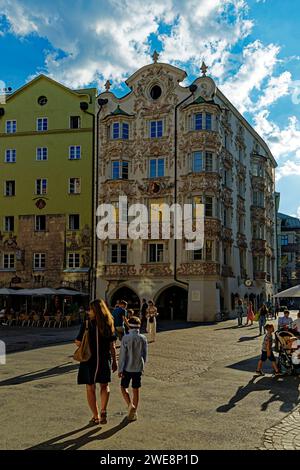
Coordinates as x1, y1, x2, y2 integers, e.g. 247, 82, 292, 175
192, 112, 212, 131
111, 122, 129, 140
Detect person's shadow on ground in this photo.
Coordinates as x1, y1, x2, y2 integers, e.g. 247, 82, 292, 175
216, 375, 300, 413
26, 418, 130, 450
0, 362, 77, 386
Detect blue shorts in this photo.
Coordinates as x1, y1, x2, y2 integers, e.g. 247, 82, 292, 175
121, 371, 142, 389
261, 351, 276, 362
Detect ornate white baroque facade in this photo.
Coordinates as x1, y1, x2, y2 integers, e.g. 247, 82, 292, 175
95, 56, 278, 322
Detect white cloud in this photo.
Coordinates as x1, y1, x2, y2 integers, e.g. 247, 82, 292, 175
275, 160, 300, 182
254, 110, 300, 161
0, 0, 253, 89
219, 40, 280, 113
254, 71, 292, 110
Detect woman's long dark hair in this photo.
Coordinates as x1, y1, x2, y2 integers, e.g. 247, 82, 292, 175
90, 299, 115, 338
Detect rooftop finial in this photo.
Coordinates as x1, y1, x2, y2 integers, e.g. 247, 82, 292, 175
200, 61, 208, 77
105, 80, 111, 92
152, 50, 159, 64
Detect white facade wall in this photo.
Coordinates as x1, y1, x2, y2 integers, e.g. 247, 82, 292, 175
95, 61, 277, 322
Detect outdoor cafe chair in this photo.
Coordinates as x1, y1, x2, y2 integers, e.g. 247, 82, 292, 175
43, 315, 51, 327
54, 314, 63, 328
31, 314, 41, 327
6, 314, 16, 326
63, 315, 72, 327
21, 313, 31, 327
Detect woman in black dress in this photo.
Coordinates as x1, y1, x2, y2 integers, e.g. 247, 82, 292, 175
75, 299, 117, 425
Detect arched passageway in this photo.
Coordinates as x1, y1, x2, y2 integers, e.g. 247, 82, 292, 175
156, 286, 188, 320
110, 287, 140, 315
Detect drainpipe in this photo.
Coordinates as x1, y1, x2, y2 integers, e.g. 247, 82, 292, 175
80, 98, 108, 300
173, 84, 197, 287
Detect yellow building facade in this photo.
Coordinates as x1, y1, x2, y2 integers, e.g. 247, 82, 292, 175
0, 75, 96, 292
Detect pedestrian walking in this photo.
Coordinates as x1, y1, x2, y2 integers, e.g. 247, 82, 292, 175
140, 298, 148, 332
118, 316, 148, 422
292, 311, 300, 333
255, 323, 280, 376
75, 299, 117, 425
146, 300, 158, 342
236, 299, 244, 327
258, 303, 268, 335
245, 301, 254, 326
112, 300, 128, 341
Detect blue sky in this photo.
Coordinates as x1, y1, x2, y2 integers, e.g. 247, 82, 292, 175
0, 0, 300, 217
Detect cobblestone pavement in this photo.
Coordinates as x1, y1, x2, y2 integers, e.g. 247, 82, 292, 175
0, 313, 299, 450
261, 405, 300, 450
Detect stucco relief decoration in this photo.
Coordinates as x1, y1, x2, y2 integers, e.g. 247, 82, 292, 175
35, 198, 47, 209
178, 262, 220, 276
139, 264, 172, 276
66, 232, 80, 250
2, 234, 19, 250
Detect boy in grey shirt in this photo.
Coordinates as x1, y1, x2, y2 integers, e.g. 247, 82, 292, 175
118, 316, 148, 421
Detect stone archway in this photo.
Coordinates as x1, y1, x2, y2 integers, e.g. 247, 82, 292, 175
110, 286, 140, 315
155, 285, 188, 320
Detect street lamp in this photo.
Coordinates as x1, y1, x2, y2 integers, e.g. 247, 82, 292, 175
173, 83, 197, 287
80, 98, 108, 300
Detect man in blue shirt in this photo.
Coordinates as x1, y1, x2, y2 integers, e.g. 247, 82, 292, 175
112, 300, 128, 340
278, 310, 293, 330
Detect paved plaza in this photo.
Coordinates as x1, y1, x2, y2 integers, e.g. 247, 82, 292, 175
1, 315, 300, 450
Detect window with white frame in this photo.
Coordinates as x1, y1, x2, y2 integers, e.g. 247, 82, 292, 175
192, 151, 213, 172
33, 253, 46, 270
192, 195, 213, 218
6, 120, 17, 133
223, 207, 231, 227
69, 146, 81, 160
251, 162, 264, 177
110, 244, 128, 264
149, 158, 165, 178
150, 120, 163, 138
111, 122, 129, 140
205, 240, 213, 261
238, 147, 244, 162
112, 161, 129, 180
238, 214, 245, 233
37, 118, 48, 131
253, 256, 265, 272
36, 179, 47, 195
111, 201, 127, 223
5, 149, 16, 163
3, 253, 15, 270
223, 168, 231, 187
253, 190, 265, 207
206, 113, 212, 130
69, 178, 81, 194
69, 214, 80, 230
5, 181, 15, 196
36, 147, 48, 161
253, 223, 264, 239
70, 116, 81, 129
281, 235, 288, 246
35, 215, 46, 231
149, 243, 164, 262
193, 248, 203, 261
4, 216, 14, 232
68, 253, 80, 268
238, 178, 245, 197
192, 112, 212, 131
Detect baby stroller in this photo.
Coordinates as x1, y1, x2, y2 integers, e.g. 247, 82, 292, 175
275, 330, 300, 375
